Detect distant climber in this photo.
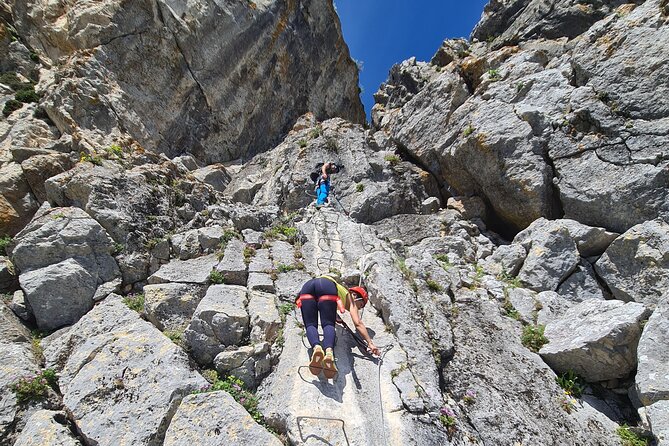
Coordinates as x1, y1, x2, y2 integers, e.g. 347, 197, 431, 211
310, 162, 343, 207
296, 276, 379, 379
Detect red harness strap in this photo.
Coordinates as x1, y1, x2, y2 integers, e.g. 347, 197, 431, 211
296, 294, 345, 313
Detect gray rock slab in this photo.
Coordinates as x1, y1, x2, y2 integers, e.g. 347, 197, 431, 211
540, 299, 651, 382
185, 285, 249, 365
483, 243, 527, 277
557, 260, 608, 302
13, 410, 81, 446
213, 346, 255, 373
19, 258, 96, 331
215, 238, 248, 286
648, 400, 669, 446
248, 248, 273, 273
191, 164, 231, 192
636, 297, 669, 406
0, 256, 17, 292
44, 295, 207, 446
247, 272, 275, 293
516, 220, 579, 292
274, 270, 312, 303
242, 229, 264, 246
148, 254, 219, 285
248, 290, 281, 344
143, 283, 206, 331
269, 240, 296, 268
9, 289, 31, 322
171, 226, 225, 260
595, 219, 669, 307
163, 391, 282, 446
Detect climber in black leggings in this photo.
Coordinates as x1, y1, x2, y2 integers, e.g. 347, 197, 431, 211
296, 276, 379, 379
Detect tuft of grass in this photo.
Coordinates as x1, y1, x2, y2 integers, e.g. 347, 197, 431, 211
325, 136, 338, 152
79, 151, 103, 166
0, 235, 12, 255
515, 82, 525, 92
521, 324, 548, 352
384, 154, 400, 165
298, 139, 307, 148
123, 293, 145, 313
487, 69, 501, 80
503, 298, 521, 320
463, 124, 475, 137
616, 425, 649, 446
243, 245, 256, 265
112, 242, 125, 255
106, 144, 124, 158
498, 269, 522, 288
163, 329, 186, 349
556, 370, 585, 398
264, 225, 298, 244
11, 369, 58, 403
426, 279, 443, 293
356, 183, 364, 193
209, 269, 226, 284
197, 375, 266, 424
15, 87, 40, 103
434, 254, 452, 270
309, 125, 323, 139
201, 369, 218, 384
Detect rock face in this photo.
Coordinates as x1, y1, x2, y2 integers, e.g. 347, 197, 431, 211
374, 0, 669, 233
11, 206, 121, 330
164, 392, 282, 446
540, 299, 651, 382
10, 0, 364, 163
13, 410, 81, 446
595, 219, 669, 307
43, 295, 207, 446
636, 297, 669, 406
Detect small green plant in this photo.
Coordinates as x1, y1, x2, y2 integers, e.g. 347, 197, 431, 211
616, 424, 649, 446
1, 293, 11, 303
264, 225, 298, 244
384, 154, 400, 165
328, 267, 341, 278
498, 269, 522, 288
298, 139, 307, 148
503, 298, 521, 320
112, 242, 125, 255
463, 124, 475, 137
0, 72, 25, 90
439, 406, 456, 431
145, 238, 162, 251
276, 263, 296, 273
325, 136, 338, 152
79, 151, 103, 166
243, 245, 256, 265
208, 376, 264, 423
3, 99, 22, 117
515, 82, 525, 92
486, 35, 495, 43
356, 183, 364, 193
278, 303, 293, 317
31, 330, 46, 365
0, 235, 12, 255
123, 293, 145, 313
426, 279, 443, 293
201, 369, 218, 384
163, 329, 186, 348
487, 69, 501, 80
106, 144, 124, 158
309, 125, 323, 139
556, 370, 585, 398
209, 269, 225, 284
30, 52, 39, 62
275, 328, 285, 348
462, 389, 476, 404
521, 324, 548, 352
11, 369, 58, 403
558, 393, 577, 414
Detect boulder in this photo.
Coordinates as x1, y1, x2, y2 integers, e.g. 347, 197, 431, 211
247, 272, 275, 293
0, 162, 39, 236
11, 207, 120, 330
273, 270, 312, 303
148, 254, 219, 285
171, 226, 225, 260
636, 297, 669, 406
0, 256, 17, 292
247, 290, 281, 344
557, 260, 608, 302
163, 392, 282, 446
9, 289, 31, 321
647, 400, 669, 446
191, 165, 231, 192
143, 283, 206, 331
185, 285, 249, 365
540, 299, 651, 382
43, 295, 207, 446
515, 221, 580, 292
595, 219, 669, 307
215, 238, 248, 286
13, 410, 80, 446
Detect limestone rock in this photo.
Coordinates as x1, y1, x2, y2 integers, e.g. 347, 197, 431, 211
636, 297, 669, 406
191, 164, 231, 192
248, 290, 281, 344
43, 295, 207, 446
171, 225, 225, 260
595, 219, 669, 307
164, 391, 282, 446
185, 285, 249, 365
13, 410, 80, 446
540, 299, 651, 382
215, 238, 248, 286
11, 207, 120, 330
0, 162, 38, 236
148, 254, 219, 285
648, 400, 669, 446
557, 259, 608, 302
0, 256, 17, 292
143, 283, 206, 331
12, 0, 364, 163
247, 272, 275, 293
420, 197, 441, 214
9, 289, 31, 321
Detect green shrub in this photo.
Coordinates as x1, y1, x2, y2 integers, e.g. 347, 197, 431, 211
0, 72, 24, 90
521, 324, 548, 352
3, 99, 22, 117
11, 369, 58, 403
106, 144, 124, 158
556, 370, 585, 398
298, 139, 307, 148
112, 242, 125, 255
15, 87, 40, 103
123, 293, 145, 313
276, 263, 296, 273
264, 225, 298, 243
616, 425, 648, 446
355, 183, 364, 192
79, 152, 103, 166
0, 235, 11, 255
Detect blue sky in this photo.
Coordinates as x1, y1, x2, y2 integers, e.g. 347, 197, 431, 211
334, 0, 489, 120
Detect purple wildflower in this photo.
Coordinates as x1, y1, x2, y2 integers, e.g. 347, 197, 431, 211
440, 406, 455, 418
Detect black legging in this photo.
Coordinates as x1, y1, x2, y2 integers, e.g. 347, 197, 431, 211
300, 278, 338, 349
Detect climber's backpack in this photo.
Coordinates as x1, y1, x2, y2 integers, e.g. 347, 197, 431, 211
310, 163, 343, 183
